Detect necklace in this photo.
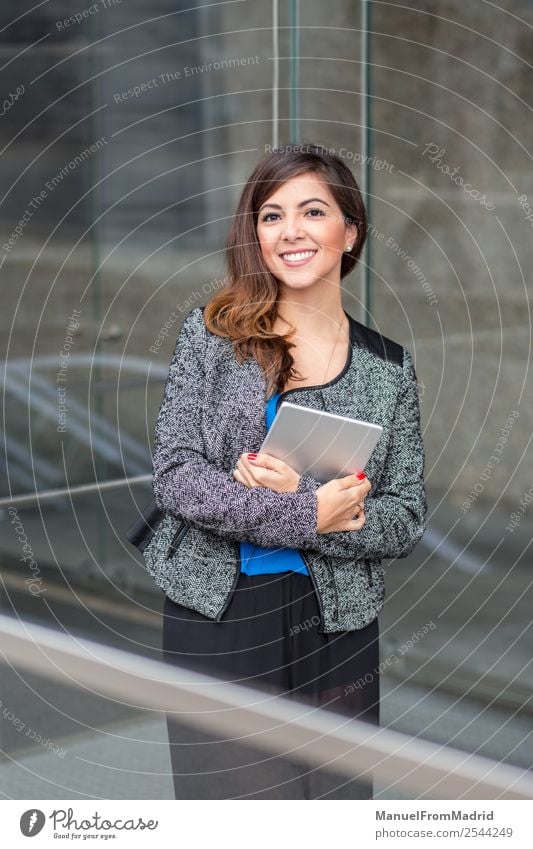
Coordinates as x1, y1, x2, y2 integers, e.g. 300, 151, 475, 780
318, 311, 349, 385
279, 309, 349, 390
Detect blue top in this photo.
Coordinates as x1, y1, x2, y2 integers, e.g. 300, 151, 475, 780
239, 391, 309, 576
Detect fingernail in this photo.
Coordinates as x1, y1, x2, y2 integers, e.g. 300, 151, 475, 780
248, 453, 257, 459
356, 472, 366, 480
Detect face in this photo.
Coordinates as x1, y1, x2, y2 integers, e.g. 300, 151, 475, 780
255, 171, 358, 292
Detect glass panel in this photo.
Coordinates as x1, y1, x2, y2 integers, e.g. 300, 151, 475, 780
367, 0, 533, 795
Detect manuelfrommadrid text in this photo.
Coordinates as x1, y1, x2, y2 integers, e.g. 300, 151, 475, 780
376, 810, 494, 821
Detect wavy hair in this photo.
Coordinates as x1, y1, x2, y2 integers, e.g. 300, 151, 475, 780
203, 143, 368, 398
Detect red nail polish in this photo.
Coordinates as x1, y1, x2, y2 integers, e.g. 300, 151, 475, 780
356, 472, 366, 480
248, 453, 257, 459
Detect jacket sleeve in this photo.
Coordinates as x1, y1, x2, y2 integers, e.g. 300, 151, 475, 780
295, 347, 427, 560
151, 309, 319, 549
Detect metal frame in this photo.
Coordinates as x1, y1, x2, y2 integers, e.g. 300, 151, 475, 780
1, 615, 531, 800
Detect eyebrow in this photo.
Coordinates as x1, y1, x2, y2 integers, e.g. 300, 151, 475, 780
259, 197, 331, 212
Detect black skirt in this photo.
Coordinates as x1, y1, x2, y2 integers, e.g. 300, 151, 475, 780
162, 569, 380, 800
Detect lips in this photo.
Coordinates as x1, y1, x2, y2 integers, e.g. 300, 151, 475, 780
278, 249, 318, 267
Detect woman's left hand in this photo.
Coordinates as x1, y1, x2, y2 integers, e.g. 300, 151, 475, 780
232, 452, 301, 493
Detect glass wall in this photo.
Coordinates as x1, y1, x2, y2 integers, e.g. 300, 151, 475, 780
366, 0, 532, 795
1, 0, 531, 799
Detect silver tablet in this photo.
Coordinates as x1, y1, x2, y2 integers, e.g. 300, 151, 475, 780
259, 401, 383, 484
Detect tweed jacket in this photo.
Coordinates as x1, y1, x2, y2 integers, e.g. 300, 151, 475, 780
150, 305, 427, 634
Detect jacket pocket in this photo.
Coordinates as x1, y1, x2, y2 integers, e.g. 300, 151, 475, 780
165, 519, 190, 559
145, 522, 239, 620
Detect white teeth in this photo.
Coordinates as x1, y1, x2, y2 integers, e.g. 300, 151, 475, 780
280, 250, 317, 261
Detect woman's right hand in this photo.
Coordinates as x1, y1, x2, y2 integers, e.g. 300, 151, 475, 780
315, 474, 372, 533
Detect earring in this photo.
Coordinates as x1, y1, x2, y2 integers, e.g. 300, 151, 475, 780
345, 245, 352, 252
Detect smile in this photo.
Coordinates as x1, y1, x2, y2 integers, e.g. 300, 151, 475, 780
279, 250, 318, 266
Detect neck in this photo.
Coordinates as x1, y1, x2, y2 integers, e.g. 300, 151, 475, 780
275, 290, 346, 338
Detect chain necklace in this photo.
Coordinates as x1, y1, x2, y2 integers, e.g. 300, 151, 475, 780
318, 310, 350, 387
278, 309, 349, 409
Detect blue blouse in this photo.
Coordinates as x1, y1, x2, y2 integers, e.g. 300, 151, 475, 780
239, 391, 309, 576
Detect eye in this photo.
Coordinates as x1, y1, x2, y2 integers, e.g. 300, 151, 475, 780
259, 208, 326, 223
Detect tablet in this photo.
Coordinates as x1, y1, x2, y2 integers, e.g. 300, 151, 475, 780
259, 401, 383, 484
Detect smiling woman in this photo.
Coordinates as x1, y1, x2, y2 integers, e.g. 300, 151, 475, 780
203, 144, 367, 398
256, 176, 356, 280
155, 143, 427, 800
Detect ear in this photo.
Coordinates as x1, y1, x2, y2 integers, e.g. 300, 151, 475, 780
345, 221, 358, 247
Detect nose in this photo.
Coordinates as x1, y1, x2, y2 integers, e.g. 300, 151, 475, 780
280, 213, 305, 242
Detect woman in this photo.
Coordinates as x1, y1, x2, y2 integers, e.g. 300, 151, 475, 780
152, 144, 427, 800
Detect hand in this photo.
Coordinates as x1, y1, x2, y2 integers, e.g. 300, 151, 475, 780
232, 452, 301, 493
316, 473, 372, 533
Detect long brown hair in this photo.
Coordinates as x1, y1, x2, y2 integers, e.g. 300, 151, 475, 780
203, 143, 368, 398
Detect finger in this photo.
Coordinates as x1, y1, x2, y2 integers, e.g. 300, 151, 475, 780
239, 457, 278, 488
339, 472, 370, 490
239, 456, 269, 485
345, 511, 366, 531
247, 452, 285, 473
241, 453, 286, 485
349, 489, 367, 510
351, 479, 372, 499
240, 451, 270, 469
232, 468, 248, 486
235, 459, 257, 488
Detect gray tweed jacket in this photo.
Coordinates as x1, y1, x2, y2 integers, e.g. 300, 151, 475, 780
150, 305, 427, 633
